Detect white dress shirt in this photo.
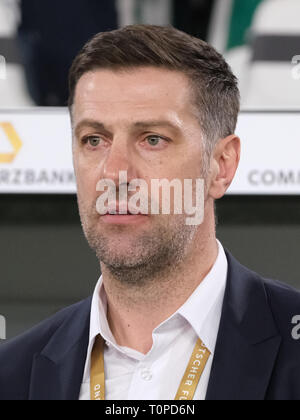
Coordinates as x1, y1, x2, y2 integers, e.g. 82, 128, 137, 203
79, 239, 227, 400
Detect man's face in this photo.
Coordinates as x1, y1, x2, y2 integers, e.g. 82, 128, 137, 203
72, 67, 210, 283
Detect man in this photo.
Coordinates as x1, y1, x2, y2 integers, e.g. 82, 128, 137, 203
0, 25, 300, 400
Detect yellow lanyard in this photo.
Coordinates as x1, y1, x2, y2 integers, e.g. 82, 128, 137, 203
90, 335, 210, 400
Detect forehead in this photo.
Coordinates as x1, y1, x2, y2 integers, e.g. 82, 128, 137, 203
72, 67, 195, 123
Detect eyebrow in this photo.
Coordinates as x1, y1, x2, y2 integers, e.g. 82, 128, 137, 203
74, 120, 111, 139
74, 118, 181, 139
132, 120, 181, 132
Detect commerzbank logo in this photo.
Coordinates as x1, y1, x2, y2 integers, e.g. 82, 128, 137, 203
0, 122, 22, 163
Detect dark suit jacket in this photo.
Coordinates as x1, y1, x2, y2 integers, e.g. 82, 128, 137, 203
0, 250, 300, 400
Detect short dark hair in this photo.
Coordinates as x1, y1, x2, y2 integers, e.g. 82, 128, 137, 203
68, 24, 240, 159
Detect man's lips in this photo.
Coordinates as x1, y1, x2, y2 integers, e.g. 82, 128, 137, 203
105, 210, 145, 215
100, 213, 149, 224
99, 202, 149, 224
105, 202, 148, 215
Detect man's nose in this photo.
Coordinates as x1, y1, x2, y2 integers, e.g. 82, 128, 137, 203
101, 139, 137, 184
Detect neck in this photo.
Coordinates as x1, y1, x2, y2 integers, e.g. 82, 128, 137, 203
101, 230, 218, 354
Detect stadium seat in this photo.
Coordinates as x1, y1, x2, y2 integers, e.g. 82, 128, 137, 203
0, 0, 19, 37
0, 62, 34, 107
242, 0, 300, 109
0, 2, 33, 107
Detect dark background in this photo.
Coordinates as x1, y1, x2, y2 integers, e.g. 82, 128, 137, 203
1, 194, 300, 339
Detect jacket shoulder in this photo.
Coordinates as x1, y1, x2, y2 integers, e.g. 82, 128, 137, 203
262, 277, 300, 337
261, 278, 300, 399
226, 249, 300, 328
0, 298, 91, 400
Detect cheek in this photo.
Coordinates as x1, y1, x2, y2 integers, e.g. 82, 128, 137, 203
172, 160, 203, 182
74, 163, 99, 202
73, 149, 105, 187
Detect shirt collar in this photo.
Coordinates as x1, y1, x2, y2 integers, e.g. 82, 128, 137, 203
176, 239, 227, 353
88, 239, 227, 358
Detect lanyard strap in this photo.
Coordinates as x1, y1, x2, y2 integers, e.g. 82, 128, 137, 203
90, 335, 210, 400
90, 335, 105, 400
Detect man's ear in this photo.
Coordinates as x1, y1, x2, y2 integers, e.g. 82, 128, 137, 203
208, 135, 241, 199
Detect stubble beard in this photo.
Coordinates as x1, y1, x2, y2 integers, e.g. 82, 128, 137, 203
78, 197, 197, 289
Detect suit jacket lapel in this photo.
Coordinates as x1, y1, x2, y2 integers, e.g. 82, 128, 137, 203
29, 297, 92, 400
28, 251, 283, 400
206, 251, 282, 400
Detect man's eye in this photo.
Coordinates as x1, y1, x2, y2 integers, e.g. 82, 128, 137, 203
146, 136, 164, 146
83, 136, 101, 147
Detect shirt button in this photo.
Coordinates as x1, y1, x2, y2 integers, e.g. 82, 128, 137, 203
140, 368, 152, 381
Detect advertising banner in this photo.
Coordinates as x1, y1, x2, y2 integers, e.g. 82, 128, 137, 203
0, 109, 299, 195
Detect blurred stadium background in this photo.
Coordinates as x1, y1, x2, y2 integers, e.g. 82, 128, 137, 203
0, 0, 300, 339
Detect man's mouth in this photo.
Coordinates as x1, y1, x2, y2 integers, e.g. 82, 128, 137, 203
107, 210, 144, 215
100, 202, 148, 224
106, 202, 147, 216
